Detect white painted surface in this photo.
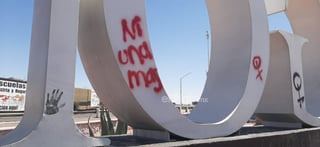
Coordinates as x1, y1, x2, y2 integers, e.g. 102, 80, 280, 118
256, 31, 306, 127
4, 0, 319, 144
286, 0, 320, 118
256, 0, 320, 127
78, 0, 269, 139
264, 0, 287, 15
0, 0, 110, 146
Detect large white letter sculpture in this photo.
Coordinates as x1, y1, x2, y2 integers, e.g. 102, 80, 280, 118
0, 0, 110, 146
4, 0, 320, 146
78, 0, 269, 139
256, 0, 320, 128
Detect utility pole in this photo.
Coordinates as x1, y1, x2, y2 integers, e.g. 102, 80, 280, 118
206, 31, 210, 71
180, 72, 192, 113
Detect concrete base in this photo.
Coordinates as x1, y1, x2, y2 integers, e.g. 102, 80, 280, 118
256, 113, 304, 129
133, 129, 170, 141
262, 121, 302, 129
109, 127, 320, 147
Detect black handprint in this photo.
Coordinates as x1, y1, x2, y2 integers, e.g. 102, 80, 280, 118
45, 89, 66, 115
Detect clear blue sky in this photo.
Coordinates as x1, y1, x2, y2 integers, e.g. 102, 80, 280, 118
0, 0, 291, 104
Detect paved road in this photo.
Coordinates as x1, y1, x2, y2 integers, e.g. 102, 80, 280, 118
0, 112, 97, 122
0, 114, 22, 123
0, 111, 117, 130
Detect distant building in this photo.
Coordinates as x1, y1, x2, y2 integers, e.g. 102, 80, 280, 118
74, 88, 100, 111
175, 103, 195, 115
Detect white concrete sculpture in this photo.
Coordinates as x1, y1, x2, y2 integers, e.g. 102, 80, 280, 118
264, 0, 288, 15
256, 31, 308, 128
256, 0, 320, 128
3, 0, 317, 145
78, 0, 269, 139
0, 0, 110, 146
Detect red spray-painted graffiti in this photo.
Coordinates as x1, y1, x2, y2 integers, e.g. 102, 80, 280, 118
122, 16, 143, 42
253, 56, 263, 81
118, 41, 153, 65
128, 68, 163, 93
118, 16, 163, 93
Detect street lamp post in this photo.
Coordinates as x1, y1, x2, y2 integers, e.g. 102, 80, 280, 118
206, 31, 210, 71
180, 72, 192, 113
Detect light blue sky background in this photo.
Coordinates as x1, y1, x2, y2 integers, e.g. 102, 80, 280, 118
0, 0, 291, 104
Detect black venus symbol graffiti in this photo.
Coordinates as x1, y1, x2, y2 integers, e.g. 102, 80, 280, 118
293, 72, 305, 108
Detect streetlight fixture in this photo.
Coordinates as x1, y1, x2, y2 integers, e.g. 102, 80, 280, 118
180, 72, 192, 113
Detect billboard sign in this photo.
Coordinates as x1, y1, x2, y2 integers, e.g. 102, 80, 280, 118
0, 78, 26, 111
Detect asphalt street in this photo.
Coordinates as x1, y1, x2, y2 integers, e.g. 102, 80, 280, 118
0, 112, 99, 123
